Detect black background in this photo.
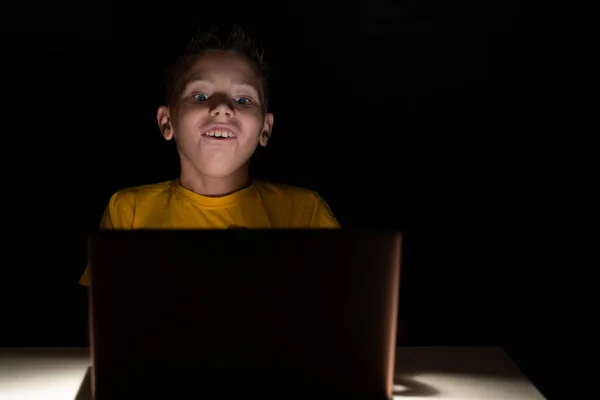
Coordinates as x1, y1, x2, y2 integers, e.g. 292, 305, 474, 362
2, 2, 597, 399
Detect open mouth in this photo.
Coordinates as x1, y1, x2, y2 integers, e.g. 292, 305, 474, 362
202, 129, 236, 140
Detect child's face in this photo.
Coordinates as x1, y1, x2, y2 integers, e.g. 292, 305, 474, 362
158, 51, 273, 178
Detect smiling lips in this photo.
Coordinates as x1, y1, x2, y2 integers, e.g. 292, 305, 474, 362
202, 127, 237, 140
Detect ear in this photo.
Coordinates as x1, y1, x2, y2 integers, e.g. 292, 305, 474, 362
259, 113, 274, 147
157, 106, 174, 140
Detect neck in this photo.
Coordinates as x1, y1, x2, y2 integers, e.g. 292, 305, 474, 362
179, 163, 250, 197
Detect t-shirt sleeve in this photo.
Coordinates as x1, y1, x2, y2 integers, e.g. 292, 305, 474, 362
78, 191, 135, 286
98, 191, 135, 229
310, 194, 341, 228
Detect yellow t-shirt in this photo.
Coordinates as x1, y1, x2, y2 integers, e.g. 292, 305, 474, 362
78, 179, 339, 286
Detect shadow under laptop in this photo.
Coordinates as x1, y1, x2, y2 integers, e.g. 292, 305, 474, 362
89, 362, 401, 400
76, 367, 441, 400
393, 375, 439, 397
75, 365, 441, 400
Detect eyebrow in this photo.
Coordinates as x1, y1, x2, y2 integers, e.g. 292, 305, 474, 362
186, 77, 259, 92
231, 79, 258, 89
186, 77, 213, 85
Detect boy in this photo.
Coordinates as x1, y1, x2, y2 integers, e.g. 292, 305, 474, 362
78, 27, 339, 286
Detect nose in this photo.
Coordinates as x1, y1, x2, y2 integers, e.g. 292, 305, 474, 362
209, 94, 235, 118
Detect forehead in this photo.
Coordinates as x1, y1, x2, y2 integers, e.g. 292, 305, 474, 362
183, 51, 261, 89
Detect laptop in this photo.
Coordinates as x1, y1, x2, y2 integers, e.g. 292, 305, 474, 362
86, 229, 402, 400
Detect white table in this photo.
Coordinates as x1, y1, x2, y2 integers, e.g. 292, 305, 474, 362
0, 346, 546, 399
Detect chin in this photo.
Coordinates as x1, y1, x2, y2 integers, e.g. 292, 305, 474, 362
197, 163, 244, 178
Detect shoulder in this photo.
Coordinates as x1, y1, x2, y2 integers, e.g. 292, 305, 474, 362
253, 181, 340, 228
108, 180, 175, 205
101, 181, 176, 228
253, 180, 322, 202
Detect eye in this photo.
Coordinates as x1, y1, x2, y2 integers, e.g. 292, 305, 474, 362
191, 93, 209, 102
234, 97, 252, 105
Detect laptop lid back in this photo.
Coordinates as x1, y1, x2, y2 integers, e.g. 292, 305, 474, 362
88, 229, 401, 400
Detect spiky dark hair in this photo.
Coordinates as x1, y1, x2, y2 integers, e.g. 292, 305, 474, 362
165, 25, 269, 111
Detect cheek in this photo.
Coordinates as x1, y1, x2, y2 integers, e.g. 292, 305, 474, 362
180, 107, 204, 122
174, 110, 205, 136
239, 111, 264, 132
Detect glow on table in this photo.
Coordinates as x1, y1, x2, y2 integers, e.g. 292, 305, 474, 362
0, 348, 89, 400
0, 346, 546, 400
392, 347, 546, 399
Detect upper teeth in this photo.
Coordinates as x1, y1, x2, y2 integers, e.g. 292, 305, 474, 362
205, 130, 234, 138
